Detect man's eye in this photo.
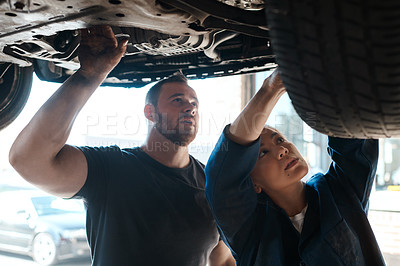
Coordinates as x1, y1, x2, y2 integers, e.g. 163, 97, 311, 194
259, 150, 268, 158
173, 98, 182, 103
277, 137, 285, 144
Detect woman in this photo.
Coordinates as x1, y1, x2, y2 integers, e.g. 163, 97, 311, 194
205, 69, 385, 265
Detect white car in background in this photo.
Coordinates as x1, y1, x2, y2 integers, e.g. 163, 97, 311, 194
0, 189, 90, 265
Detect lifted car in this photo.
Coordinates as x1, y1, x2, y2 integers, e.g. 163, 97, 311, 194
0, 0, 399, 138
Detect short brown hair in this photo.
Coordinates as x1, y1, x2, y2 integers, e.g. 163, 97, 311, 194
145, 71, 188, 107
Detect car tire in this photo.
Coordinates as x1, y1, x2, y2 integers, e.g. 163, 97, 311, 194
0, 63, 33, 130
266, 0, 400, 138
32, 233, 58, 266
33, 59, 69, 84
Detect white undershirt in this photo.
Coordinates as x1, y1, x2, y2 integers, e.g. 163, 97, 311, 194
289, 205, 308, 233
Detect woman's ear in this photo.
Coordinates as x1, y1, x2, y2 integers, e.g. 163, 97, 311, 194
144, 104, 156, 122
253, 183, 262, 194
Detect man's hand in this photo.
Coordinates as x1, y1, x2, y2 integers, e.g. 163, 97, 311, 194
9, 25, 128, 198
78, 25, 128, 81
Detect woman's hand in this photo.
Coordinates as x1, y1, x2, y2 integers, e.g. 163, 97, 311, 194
229, 68, 287, 145
260, 69, 286, 100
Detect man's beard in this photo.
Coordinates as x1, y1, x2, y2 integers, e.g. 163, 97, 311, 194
154, 111, 197, 146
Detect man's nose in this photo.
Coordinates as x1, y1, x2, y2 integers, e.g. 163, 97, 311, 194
277, 146, 289, 159
184, 102, 197, 115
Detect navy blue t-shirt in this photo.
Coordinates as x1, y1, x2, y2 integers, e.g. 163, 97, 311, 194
74, 146, 219, 266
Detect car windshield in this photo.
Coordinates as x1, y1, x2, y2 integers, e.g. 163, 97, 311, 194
31, 196, 85, 216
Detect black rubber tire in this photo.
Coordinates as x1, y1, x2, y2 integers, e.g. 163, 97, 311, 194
0, 63, 33, 130
33, 59, 69, 84
266, 0, 400, 138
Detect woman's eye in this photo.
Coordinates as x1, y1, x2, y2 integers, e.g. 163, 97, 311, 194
259, 150, 268, 158
277, 137, 285, 144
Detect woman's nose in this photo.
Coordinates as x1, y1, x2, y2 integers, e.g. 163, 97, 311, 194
278, 146, 289, 159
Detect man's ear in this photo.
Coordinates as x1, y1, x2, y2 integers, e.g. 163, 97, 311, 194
144, 104, 156, 122
253, 183, 262, 194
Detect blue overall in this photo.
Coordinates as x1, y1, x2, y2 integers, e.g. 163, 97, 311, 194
205, 126, 385, 266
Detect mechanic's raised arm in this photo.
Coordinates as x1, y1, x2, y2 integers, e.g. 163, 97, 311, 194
326, 136, 379, 210
205, 69, 286, 255
9, 26, 128, 198
228, 69, 285, 144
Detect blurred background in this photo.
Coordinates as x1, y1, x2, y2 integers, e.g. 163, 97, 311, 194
0, 71, 399, 265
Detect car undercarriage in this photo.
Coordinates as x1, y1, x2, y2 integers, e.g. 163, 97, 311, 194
1, 0, 400, 139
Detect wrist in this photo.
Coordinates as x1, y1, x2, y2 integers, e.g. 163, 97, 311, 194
75, 69, 108, 85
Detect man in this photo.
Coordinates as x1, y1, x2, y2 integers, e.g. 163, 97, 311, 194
9, 26, 234, 266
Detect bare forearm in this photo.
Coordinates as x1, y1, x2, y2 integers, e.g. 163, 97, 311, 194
8, 26, 127, 196
9, 70, 104, 171
10, 25, 127, 166
229, 70, 285, 145
35, 70, 104, 147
